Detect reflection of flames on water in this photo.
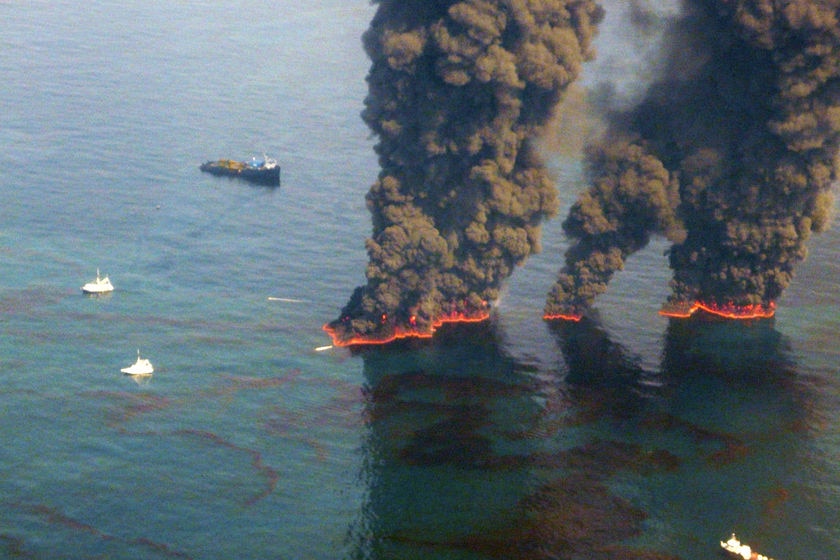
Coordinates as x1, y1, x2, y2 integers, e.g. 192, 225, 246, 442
329, 297, 775, 344
542, 300, 775, 324
542, 312, 583, 322
323, 309, 490, 348
658, 301, 776, 320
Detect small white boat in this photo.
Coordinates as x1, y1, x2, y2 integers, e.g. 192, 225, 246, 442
81, 269, 114, 294
721, 534, 775, 560
121, 349, 154, 376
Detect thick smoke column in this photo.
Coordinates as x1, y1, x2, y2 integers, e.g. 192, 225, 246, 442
545, 0, 840, 319
327, 0, 604, 344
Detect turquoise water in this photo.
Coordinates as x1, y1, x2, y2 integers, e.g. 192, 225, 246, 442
1, 2, 838, 559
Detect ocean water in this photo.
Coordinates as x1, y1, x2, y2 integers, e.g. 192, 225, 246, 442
1, 2, 839, 559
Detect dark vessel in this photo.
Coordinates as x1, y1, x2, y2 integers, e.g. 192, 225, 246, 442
200, 155, 280, 185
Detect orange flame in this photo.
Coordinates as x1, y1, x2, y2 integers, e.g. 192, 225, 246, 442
542, 312, 583, 322
323, 310, 490, 348
659, 300, 775, 320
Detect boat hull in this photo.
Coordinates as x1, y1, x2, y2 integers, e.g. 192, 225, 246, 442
121, 368, 153, 376
82, 284, 113, 294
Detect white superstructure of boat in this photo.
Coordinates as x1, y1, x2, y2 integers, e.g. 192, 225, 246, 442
121, 349, 154, 376
81, 269, 114, 294
721, 534, 774, 560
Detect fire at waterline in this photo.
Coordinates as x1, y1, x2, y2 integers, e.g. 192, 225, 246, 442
324, 0, 840, 347
324, 0, 604, 346
544, 0, 840, 322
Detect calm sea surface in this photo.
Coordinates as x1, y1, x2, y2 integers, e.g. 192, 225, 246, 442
1, 2, 838, 559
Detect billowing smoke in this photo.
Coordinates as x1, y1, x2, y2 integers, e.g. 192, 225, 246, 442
545, 0, 840, 319
327, 0, 605, 343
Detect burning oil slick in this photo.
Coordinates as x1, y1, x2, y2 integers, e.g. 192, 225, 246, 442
544, 0, 840, 320
326, 0, 605, 345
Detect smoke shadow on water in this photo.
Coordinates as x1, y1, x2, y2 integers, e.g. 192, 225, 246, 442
347, 321, 660, 560
552, 315, 823, 560
345, 315, 822, 560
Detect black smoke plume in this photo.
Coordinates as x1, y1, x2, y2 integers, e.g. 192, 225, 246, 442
545, 0, 840, 318
327, 0, 604, 343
